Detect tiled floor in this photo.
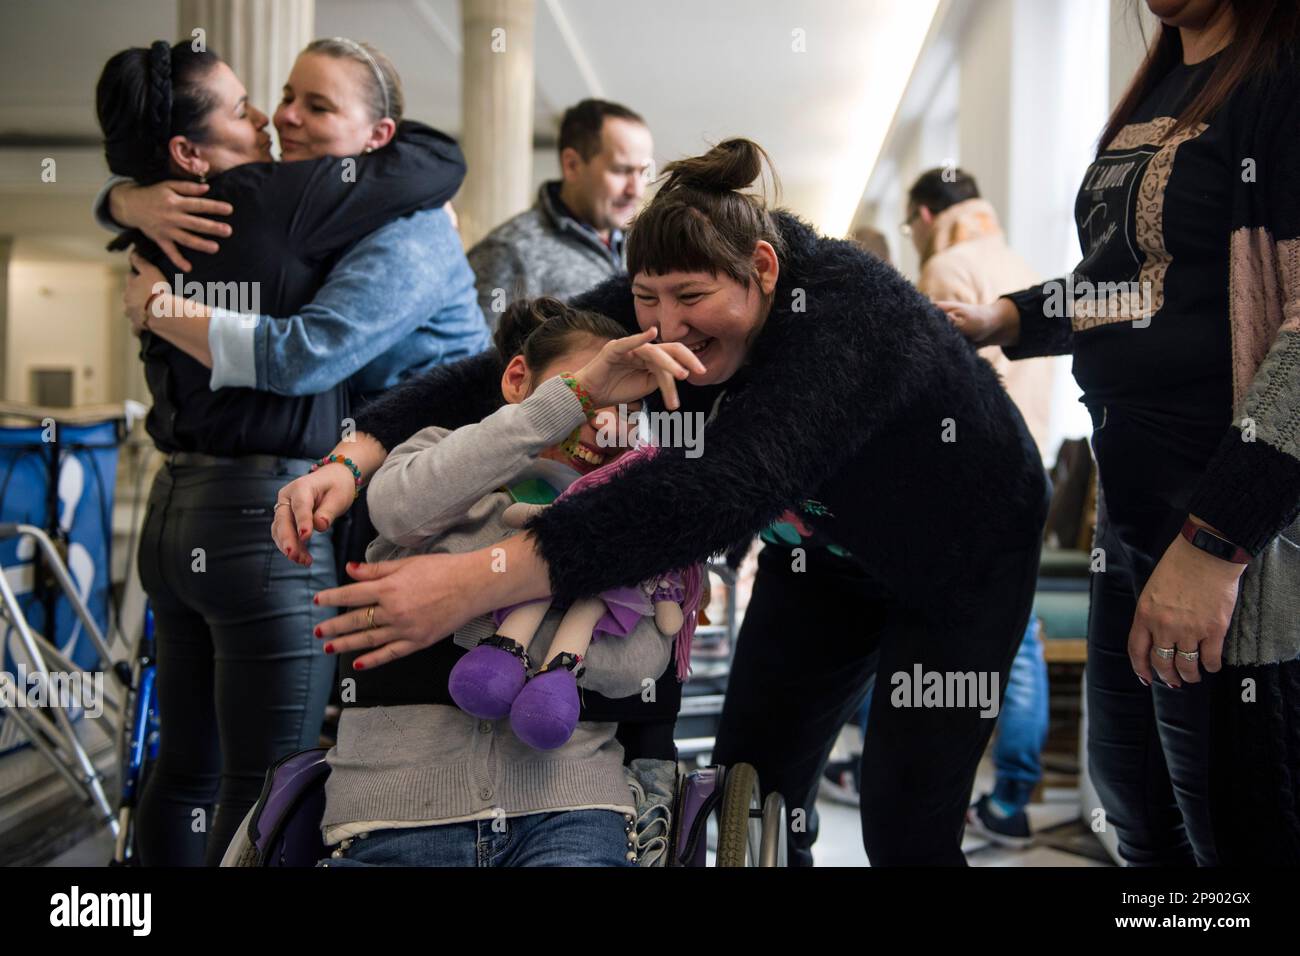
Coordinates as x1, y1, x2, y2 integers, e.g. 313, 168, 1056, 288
811, 757, 1112, 867
44, 826, 116, 867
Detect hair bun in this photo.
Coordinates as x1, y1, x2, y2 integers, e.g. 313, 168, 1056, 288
661, 138, 765, 194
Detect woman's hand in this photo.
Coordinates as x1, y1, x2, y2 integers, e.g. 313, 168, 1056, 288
1128, 527, 1244, 688
109, 180, 233, 272
272, 461, 363, 565
124, 251, 169, 336
313, 534, 551, 670
272, 434, 388, 564
936, 297, 1021, 348
573, 327, 706, 411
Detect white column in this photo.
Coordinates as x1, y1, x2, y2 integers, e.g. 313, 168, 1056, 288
458, 0, 535, 249
176, 0, 315, 136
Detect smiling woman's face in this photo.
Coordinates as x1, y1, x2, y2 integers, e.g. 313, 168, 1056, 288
630, 240, 780, 386
273, 52, 388, 160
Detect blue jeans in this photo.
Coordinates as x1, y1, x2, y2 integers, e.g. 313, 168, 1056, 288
317, 810, 635, 867
990, 616, 1048, 809
859, 617, 1047, 811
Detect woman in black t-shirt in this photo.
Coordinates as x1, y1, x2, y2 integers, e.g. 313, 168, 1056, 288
96, 39, 465, 865
946, 1, 1300, 865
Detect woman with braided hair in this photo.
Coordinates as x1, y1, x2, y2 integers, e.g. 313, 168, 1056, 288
95, 39, 474, 865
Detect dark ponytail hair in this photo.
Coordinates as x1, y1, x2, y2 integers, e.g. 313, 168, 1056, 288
96, 40, 222, 184
493, 296, 627, 374
626, 137, 786, 286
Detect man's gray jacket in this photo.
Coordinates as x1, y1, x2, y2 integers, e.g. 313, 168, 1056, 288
466, 181, 625, 327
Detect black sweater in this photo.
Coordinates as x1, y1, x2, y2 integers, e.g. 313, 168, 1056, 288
126, 121, 466, 459
357, 211, 1048, 613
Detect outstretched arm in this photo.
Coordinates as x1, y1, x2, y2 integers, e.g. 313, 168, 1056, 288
207, 209, 489, 395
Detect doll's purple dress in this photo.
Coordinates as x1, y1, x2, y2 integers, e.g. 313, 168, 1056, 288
494, 568, 686, 641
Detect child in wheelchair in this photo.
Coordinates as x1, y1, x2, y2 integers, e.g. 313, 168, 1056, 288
318, 297, 704, 868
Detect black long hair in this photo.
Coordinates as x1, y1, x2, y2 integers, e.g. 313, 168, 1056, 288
96, 40, 222, 184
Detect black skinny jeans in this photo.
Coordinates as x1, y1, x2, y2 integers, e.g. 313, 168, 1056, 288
713, 536, 1041, 866
1084, 404, 1220, 866
136, 459, 336, 866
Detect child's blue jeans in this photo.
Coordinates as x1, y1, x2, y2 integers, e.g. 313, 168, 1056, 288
317, 809, 635, 867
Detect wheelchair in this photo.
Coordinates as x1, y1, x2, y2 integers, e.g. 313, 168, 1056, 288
218, 556, 786, 868
220, 747, 787, 868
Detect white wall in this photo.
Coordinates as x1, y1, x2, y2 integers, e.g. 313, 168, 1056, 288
855, 0, 1136, 458
5, 252, 117, 406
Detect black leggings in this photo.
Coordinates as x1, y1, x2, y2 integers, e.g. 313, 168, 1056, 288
136, 460, 336, 866
712, 538, 1040, 866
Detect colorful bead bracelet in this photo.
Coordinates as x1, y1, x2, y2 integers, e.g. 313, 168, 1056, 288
559, 372, 597, 421
311, 454, 363, 498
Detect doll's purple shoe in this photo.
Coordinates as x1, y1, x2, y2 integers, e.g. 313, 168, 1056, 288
448, 636, 530, 719
510, 653, 584, 750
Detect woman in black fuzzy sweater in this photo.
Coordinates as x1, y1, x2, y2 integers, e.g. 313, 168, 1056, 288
280, 140, 1049, 865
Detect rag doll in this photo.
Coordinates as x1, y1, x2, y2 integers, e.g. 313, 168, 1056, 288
448, 443, 705, 749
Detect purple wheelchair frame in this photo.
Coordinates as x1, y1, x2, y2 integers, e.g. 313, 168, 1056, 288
227, 748, 727, 868
230, 749, 331, 867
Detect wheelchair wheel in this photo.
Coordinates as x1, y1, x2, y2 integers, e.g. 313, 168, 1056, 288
715, 762, 762, 866
759, 791, 787, 867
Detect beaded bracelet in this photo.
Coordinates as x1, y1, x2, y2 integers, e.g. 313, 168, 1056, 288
559, 372, 597, 421
311, 454, 363, 498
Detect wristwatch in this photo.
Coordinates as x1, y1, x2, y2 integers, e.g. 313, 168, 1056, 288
1179, 518, 1250, 565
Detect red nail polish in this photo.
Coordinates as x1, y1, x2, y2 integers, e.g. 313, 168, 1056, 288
353, 660, 365, 671
314, 626, 322, 638
324, 643, 333, 654
312, 595, 319, 605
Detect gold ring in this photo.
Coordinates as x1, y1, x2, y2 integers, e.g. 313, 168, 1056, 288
366, 605, 376, 629
273, 501, 288, 510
